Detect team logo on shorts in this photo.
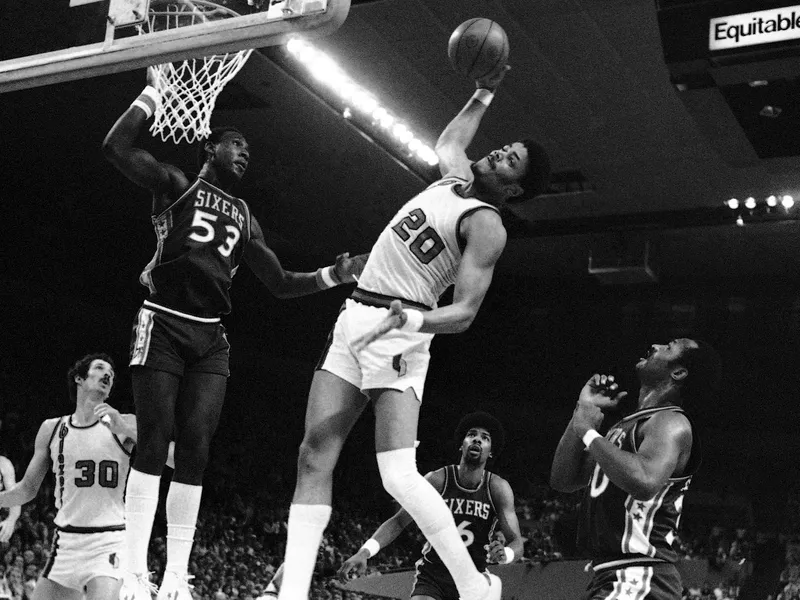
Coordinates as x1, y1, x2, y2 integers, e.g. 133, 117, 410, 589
392, 354, 407, 377
109, 553, 120, 568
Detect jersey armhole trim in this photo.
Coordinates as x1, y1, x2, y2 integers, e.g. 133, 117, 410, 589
113, 434, 133, 457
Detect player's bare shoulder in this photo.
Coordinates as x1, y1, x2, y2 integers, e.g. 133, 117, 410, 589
424, 467, 448, 493
153, 164, 194, 213
461, 208, 507, 259
488, 472, 514, 503
641, 409, 693, 447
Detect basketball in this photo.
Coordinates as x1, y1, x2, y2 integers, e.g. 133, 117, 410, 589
448, 18, 509, 80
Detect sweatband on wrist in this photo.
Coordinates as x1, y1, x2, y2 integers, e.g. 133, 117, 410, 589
131, 86, 160, 119
400, 309, 424, 333
582, 429, 602, 448
503, 547, 515, 564
361, 538, 380, 558
473, 88, 494, 106
315, 265, 340, 290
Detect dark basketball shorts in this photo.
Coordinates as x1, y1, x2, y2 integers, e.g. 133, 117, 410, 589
585, 562, 683, 600
129, 301, 230, 377
411, 561, 462, 600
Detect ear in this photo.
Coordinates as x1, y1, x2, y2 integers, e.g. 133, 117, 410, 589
671, 366, 688, 383
204, 141, 216, 162
74, 374, 84, 386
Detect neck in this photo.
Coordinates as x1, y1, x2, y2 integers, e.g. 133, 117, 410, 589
199, 166, 234, 193
637, 382, 681, 410
72, 394, 101, 425
456, 462, 485, 487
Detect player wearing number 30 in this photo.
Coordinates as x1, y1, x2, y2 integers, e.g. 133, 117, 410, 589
337, 413, 523, 600
550, 340, 722, 600
0, 354, 135, 600
103, 70, 368, 600
279, 66, 549, 600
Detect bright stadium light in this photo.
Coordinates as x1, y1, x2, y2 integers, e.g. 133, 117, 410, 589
782, 195, 794, 209
286, 37, 438, 167
766, 195, 778, 207
744, 197, 756, 209
727, 198, 739, 209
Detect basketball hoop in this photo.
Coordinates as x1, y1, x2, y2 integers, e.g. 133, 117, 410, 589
140, 0, 253, 144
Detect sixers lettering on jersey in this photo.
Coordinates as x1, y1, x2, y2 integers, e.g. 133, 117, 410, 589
357, 177, 498, 308
578, 407, 700, 568
419, 466, 497, 572
140, 178, 253, 318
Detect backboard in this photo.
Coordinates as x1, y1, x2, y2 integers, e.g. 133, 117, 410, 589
0, 0, 350, 93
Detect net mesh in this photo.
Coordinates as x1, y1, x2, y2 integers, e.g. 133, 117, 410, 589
141, 0, 253, 144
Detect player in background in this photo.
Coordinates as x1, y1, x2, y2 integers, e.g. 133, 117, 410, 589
550, 339, 722, 600
103, 69, 367, 600
0, 353, 137, 600
278, 62, 550, 600
338, 412, 523, 600
0, 456, 20, 544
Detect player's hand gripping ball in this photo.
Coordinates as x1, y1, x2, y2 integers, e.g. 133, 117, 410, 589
448, 18, 509, 80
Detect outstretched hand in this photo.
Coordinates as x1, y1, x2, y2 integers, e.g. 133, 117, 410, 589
333, 252, 370, 284
352, 300, 406, 352
337, 549, 370, 583
476, 64, 510, 91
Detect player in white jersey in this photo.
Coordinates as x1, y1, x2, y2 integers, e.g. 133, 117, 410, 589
0, 455, 20, 543
278, 67, 551, 600
0, 353, 137, 600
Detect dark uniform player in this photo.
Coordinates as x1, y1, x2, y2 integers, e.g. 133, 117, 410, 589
550, 339, 722, 600
102, 71, 367, 600
337, 412, 524, 600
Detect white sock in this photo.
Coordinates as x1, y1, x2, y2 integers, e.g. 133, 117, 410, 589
377, 448, 488, 600
278, 504, 331, 600
124, 469, 161, 575
165, 482, 202, 576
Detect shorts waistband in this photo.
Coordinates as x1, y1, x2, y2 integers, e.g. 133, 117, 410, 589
350, 288, 432, 312
591, 558, 670, 572
143, 300, 221, 323
56, 524, 126, 534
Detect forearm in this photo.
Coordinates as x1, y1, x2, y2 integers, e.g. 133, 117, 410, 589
269, 270, 327, 299
416, 303, 476, 335
505, 533, 524, 560
550, 424, 590, 492
6, 505, 20, 522
370, 515, 409, 549
102, 106, 148, 160
435, 96, 489, 155
0, 482, 36, 509
586, 439, 657, 500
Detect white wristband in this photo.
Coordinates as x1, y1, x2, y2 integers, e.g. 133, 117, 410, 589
131, 85, 160, 119
582, 429, 602, 448
361, 538, 380, 558
503, 547, 515, 564
315, 265, 340, 290
472, 88, 494, 106
400, 309, 424, 333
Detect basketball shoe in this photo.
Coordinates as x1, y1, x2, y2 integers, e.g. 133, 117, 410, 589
119, 572, 157, 600
157, 571, 194, 600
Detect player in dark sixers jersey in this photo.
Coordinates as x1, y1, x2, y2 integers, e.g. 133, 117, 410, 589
337, 412, 523, 600
550, 339, 721, 600
102, 70, 367, 600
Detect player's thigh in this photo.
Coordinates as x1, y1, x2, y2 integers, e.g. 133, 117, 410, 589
85, 576, 122, 600
32, 577, 82, 600
131, 367, 180, 435
302, 369, 368, 452
174, 371, 228, 439
370, 387, 421, 452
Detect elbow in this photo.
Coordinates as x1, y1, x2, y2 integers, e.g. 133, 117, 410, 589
629, 478, 660, 501
101, 136, 121, 163
452, 310, 477, 333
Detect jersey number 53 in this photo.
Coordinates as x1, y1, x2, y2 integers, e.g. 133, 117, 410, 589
391, 209, 445, 265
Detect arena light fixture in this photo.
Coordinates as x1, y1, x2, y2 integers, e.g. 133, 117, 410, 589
744, 197, 756, 210
782, 195, 794, 209
766, 195, 778, 207
726, 198, 739, 209
286, 37, 439, 167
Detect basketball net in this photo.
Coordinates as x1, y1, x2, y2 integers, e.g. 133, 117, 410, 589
141, 0, 253, 144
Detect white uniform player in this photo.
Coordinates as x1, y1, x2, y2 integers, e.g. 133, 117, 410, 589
280, 65, 551, 600
43, 415, 132, 590
0, 354, 137, 600
319, 177, 497, 400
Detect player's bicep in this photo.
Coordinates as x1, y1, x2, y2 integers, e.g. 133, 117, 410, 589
491, 478, 523, 539
452, 211, 506, 311
109, 146, 175, 193
636, 414, 691, 487
0, 458, 15, 487
243, 218, 286, 291
22, 421, 56, 489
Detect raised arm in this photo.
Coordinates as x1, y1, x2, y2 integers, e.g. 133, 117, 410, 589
94, 403, 137, 449
244, 216, 367, 299
0, 457, 20, 543
486, 476, 524, 564
435, 67, 509, 180
550, 375, 627, 493
338, 469, 445, 581
574, 408, 692, 501
102, 71, 188, 197
0, 420, 57, 509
